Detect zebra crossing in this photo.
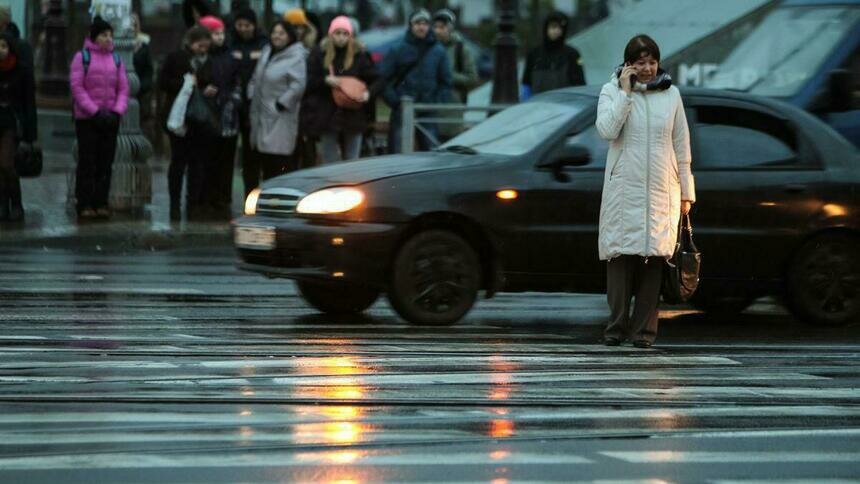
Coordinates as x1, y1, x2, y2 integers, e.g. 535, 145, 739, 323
0, 247, 858, 482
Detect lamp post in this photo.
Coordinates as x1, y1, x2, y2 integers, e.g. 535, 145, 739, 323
491, 0, 519, 104
38, 0, 69, 101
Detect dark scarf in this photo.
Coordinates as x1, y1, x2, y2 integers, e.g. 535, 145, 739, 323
614, 64, 673, 91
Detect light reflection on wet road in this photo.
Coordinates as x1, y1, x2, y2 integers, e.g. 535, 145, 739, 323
0, 247, 858, 483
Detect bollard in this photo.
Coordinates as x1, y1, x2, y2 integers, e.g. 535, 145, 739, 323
401, 96, 414, 154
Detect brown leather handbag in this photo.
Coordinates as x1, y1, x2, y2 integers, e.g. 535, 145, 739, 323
662, 213, 702, 304
329, 66, 368, 110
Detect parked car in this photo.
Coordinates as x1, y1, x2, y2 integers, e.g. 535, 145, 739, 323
234, 87, 860, 326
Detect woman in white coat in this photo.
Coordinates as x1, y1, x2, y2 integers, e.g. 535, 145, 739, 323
596, 35, 696, 348
247, 20, 307, 189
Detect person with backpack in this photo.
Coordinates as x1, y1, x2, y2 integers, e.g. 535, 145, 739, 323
158, 26, 217, 221
302, 16, 377, 163
521, 11, 585, 100
379, 8, 451, 154
69, 16, 129, 220
0, 32, 37, 223
432, 8, 479, 141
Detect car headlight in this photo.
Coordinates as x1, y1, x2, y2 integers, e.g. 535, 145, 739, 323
296, 187, 364, 214
244, 188, 261, 215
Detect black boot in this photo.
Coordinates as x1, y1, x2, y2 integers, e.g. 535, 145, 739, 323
7, 176, 23, 222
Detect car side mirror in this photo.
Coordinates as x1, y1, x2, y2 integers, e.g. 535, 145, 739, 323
538, 144, 591, 169
828, 69, 853, 112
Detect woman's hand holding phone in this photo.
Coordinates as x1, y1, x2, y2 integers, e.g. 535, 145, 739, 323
620, 65, 637, 94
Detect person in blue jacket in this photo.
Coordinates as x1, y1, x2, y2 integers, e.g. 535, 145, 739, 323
379, 8, 451, 153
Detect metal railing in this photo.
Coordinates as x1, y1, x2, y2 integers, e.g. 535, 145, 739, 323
399, 96, 512, 153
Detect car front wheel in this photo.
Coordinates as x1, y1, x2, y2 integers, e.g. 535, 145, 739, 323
786, 234, 860, 326
297, 280, 380, 315
388, 230, 480, 325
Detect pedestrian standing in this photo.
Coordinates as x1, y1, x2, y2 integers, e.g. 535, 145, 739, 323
303, 16, 376, 163
432, 8, 479, 142
0, 32, 37, 223
158, 26, 217, 220
285, 8, 320, 168
283, 9, 318, 50
521, 11, 585, 100
69, 16, 129, 220
597, 35, 695, 348
227, 8, 268, 198
247, 21, 307, 182
379, 8, 451, 154
199, 15, 241, 216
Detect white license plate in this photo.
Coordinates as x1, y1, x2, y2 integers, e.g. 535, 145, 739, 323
235, 226, 276, 250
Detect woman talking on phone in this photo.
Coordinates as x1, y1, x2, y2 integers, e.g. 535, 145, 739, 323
596, 34, 696, 348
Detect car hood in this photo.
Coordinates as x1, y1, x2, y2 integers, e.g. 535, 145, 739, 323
260, 152, 501, 193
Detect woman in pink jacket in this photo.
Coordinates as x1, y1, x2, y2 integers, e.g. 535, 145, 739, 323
69, 16, 129, 220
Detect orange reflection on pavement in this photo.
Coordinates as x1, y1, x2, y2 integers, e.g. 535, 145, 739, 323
296, 449, 366, 465
489, 419, 515, 438
490, 450, 511, 461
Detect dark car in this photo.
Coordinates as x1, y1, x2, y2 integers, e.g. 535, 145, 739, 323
233, 87, 860, 326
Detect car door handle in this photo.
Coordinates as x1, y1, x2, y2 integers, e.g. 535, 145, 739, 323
784, 184, 807, 193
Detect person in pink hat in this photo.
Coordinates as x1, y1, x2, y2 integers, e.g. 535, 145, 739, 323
301, 15, 377, 163
198, 15, 241, 217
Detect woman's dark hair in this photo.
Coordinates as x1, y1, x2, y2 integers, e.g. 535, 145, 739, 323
624, 34, 660, 64
270, 20, 298, 47
184, 25, 212, 47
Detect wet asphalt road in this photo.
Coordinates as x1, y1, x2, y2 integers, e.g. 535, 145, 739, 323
0, 246, 858, 483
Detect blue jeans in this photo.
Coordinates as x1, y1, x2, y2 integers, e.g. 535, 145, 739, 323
320, 132, 363, 163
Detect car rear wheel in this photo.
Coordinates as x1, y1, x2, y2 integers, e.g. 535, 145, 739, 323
786, 234, 860, 326
297, 280, 380, 315
388, 230, 480, 325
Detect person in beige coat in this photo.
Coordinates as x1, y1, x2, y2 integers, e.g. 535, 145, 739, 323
247, 20, 307, 185
596, 35, 696, 348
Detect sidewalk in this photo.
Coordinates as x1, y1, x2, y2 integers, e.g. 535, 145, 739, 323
0, 151, 240, 251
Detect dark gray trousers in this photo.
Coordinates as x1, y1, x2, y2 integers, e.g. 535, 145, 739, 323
604, 255, 663, 343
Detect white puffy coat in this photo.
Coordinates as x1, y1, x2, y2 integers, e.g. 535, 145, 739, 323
248, 42, 307, 156
596, 75, 696, 261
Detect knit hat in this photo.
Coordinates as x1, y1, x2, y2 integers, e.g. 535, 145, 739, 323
89, 16, 113, 41
198, 15, 225, 32
433, 8, 456, 26
328, 15, 353, 36
409, 8, 431, 25
284, 9, 308, 26
233, 7, 257, 25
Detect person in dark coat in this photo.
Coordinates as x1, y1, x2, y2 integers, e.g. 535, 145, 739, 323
0, 7, 32, 78
227, 8, 268, 197
378, 8, 451, 154
303, 16, 377, 163
0, 32, 36, 223
158, 26, 216, 221
199, 15, 240, 215
521, 11, 585, 99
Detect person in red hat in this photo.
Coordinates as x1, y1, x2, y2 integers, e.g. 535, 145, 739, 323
199, 15, 241, 217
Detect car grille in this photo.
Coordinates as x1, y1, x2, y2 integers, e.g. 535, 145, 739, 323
256, 188, 305, 217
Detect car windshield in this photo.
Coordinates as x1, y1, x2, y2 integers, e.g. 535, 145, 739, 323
440, 101, 581, 156
705, 6, 860, 97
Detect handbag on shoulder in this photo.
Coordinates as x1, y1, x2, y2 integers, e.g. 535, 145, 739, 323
329, 66, 368, 110
661, 213, 701, 304
14, 142, 43, 178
